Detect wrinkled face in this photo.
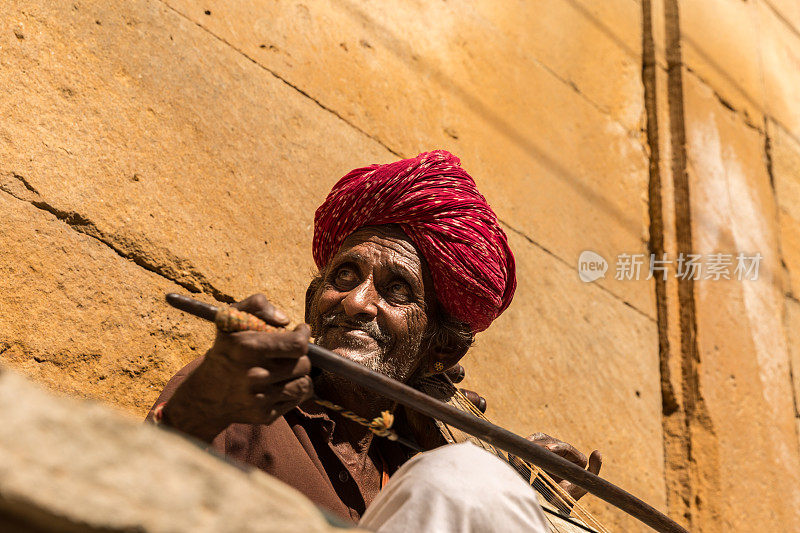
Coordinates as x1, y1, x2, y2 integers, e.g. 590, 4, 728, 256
309, 226, 435, 382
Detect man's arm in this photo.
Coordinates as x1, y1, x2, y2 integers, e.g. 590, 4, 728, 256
145, 356, 204, 422
150, 294, 314, 444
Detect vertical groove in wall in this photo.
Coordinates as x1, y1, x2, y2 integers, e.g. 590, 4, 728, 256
662, 1, 721, 530
642, 0, 677, 418
765, 120, 800, 444
642, 0, 690, 527
641, 0, 688, 528
656, 0, 709, 529
663, 0, 696, 526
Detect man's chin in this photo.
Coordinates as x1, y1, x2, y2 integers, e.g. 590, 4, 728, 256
316, 339, 390, 376
328, 345, 381, 367
316, 330, 408, 381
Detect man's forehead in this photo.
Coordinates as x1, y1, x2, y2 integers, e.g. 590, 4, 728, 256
336, 226, 422, 265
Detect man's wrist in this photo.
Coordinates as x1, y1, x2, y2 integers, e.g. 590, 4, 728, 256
158, 388, 229, 444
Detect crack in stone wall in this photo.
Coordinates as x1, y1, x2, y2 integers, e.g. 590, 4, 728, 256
157, 0, 403, 160
764, 119, 800, 441
0, 172, 234, 304
500, 218, 654, 321
683, 67, 765, 134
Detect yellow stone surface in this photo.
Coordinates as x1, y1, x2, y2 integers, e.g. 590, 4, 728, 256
779, 208, 800, 298
769, 120, 800, 297
0, 190, 213, 414
770, 120, 800, 223
4, 0, 800, 531
684, 71, 800, 531
462, 230, 663, 531
679, 0, 767, 125
1, 0, 391, 318
759, 0, 800, 146
764, 0, 800, 32
163, 0, 654, 315
784, 298, 800, 442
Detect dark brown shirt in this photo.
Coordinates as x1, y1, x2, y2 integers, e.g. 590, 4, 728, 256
146, 357, 412, 523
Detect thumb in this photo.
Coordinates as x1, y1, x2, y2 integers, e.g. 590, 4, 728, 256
293, 323, 311, 336
587, 450, 602, 475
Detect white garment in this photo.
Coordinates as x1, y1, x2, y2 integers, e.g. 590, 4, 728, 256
359, 442, 549, 533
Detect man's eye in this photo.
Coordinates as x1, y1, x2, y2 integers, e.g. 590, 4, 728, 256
334, 267, 358, 287
387, 281, 411, 299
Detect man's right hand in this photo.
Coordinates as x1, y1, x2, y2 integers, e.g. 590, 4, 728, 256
161, 294, 314, 443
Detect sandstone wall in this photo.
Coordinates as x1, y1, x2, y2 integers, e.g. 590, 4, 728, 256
1, 1, 798, 531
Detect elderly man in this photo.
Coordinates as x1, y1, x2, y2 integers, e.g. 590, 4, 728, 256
148, 151, 600, 532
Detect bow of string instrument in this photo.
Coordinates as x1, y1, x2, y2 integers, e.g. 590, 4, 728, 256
165, 293, 687, 533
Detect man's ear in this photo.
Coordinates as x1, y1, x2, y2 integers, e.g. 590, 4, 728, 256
304, 274, 323, 326
424, 311, 474, 375
426, 332, 470, 375
429, 343, 469, 373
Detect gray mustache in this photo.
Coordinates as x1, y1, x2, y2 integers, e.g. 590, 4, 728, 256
320, 313, 391, 346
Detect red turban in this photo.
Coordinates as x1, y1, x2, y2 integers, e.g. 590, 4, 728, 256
313, 150, 516, 333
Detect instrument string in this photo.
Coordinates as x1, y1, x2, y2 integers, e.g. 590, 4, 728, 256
444, 384, 611, 533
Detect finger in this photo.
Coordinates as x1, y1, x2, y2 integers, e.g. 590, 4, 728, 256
270, 398, 309, 417
275, 375, 314, 403
460, 389, 487, 413
251, 375, 314, 407
444, 364, 465, 383
526, 432, 554, 444
293, 322, 311, 338
545, 442, 588, 468
234, 293, 290, 327
565, 480, 588, 502
563, 450, 602, 503
247, 397, 295, 425
230, 330, 309, 364
587, 450, 603, 475
247, 357, 312, 391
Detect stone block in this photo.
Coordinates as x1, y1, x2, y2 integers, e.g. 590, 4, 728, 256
769, 120, 800, 223
779, 209, 800, 298
163, 0, 654, 315
168, 0, 644, 133
679, 0, 767, 126
0, 0, 392, 321
683, 71, 800, 530
469, 0, 645, 133
765, 119, 800, 298
784, 297, 800, 429
0, 190, 214, 415
759, 1, 800, 147
0, 366, 347, 532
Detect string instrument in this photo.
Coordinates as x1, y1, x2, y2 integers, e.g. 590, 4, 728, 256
165, 293, 687, 533
417, 375, 610, 533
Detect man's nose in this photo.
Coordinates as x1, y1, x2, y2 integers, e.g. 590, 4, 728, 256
341, 279, 379, 319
